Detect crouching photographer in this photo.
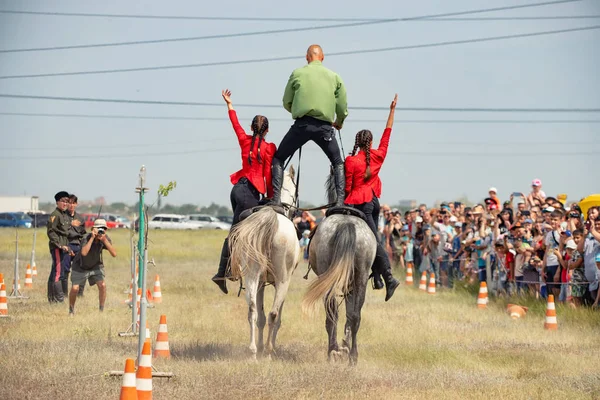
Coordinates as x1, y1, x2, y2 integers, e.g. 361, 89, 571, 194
68, 219, 117, 315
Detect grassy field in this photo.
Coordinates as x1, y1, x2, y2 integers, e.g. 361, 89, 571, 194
0, 228, 599, 400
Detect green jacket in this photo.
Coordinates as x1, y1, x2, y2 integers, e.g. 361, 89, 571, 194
282, 61, 348, 127
47, 208, 69, 250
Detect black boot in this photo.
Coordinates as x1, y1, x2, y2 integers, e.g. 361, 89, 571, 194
370, 271, 384, 290
211, 238, 230, 294
332, 164, 346, 207
267, 158, 284, 206
375, 243, 399, 301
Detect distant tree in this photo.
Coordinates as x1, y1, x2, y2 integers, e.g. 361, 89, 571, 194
108, 202, 129, 213
178, 203, 199, 215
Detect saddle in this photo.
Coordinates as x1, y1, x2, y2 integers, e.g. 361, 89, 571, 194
239, 205, 287, 222
325, 205, 367, 220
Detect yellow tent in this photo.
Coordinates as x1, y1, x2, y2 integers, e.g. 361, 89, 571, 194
579, 194, 600, 217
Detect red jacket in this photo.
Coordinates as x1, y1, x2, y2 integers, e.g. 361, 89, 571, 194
344, 128, 391, 205
228, 110, 277, 197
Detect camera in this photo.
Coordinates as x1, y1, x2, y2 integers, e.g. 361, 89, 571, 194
569, 212, 579, 219
97, 228, 106, 235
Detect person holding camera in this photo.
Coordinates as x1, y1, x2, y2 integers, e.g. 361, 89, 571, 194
68, 219, 117, 315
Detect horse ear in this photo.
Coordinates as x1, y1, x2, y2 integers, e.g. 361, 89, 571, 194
288, 164, 295, 181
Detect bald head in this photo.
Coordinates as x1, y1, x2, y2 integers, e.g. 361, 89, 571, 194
306, 44, 324, 63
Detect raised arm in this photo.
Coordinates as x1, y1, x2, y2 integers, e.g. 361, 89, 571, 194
376, 94, 398, 157
262, 144, 277, 199
222, 89, 247, 144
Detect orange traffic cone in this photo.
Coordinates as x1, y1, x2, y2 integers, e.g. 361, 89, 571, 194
418, 272, 427, 291
154, 315, 170, 358
0, 273, 4, 287
544, 294, 558, 330
427, 272, 436, 295
146, 289, 154, 303
152, 275, 162, 304
32, 262, 38, 277
12, 279, 21, 291
119, 358, 137, 400
25, 266, 33, 288
136, 340, 153, 400
477, 282, 488, 309
405, 265, 413, 285
145, 320, 151, 341
0, 283, 8, 317
507, 304, 528, 319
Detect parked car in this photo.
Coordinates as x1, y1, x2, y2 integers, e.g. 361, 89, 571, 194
27, 212, 50, 228
0, 212, 33, 228
80, 213, 98, 229
187, 214, 231, 230
100, 214, 128, 229
216, 215, 234, 225
148, 214, 194, 230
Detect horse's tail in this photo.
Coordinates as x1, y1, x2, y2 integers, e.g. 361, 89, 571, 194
302, 221, 356, 317
228, 207, 279, 278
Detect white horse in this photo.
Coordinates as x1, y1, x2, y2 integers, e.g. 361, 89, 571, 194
228, 167, 300, 359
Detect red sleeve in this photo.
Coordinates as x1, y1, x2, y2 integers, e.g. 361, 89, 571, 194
263, 143, 276, 198
377, 128, 392, 160
228, 109, 247, 146
344, 157, 353, 199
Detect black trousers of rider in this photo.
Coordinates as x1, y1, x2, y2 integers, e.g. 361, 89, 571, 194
219, 178, 261, 272
351, 197, 391, 278
274, 116, 343, 168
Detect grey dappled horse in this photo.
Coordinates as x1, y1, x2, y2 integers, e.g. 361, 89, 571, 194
302, 173, 377, 365
228, 167, 300, 360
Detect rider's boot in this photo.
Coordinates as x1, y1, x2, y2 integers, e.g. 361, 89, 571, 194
374, 243, 399, 301
370, 270, 384, 290
266, 159, 284, 206
211, 238, 229, 294
332, 163, 346, 207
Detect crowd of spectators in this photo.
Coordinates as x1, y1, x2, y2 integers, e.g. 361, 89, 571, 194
373, 179, 600, 308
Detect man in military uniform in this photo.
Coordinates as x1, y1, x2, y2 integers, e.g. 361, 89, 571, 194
64, 194, 86, 297
47, 191, 72, 303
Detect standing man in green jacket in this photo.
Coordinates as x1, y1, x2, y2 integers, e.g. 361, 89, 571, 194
47, 191, 73, 303
270, 44, 348, 207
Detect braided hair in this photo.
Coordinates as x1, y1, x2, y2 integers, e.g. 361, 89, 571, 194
349, 129, 373, 181
248, 115, 269, 165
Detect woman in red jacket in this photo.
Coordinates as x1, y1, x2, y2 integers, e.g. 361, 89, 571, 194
212, 89, 277, 294
344, 94, 399, 301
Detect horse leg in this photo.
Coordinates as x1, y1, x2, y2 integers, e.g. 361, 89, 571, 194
345, 282, 367, 366
325, 297, 341, 362
245, 272, 260, 360
266, 279, 290, 357
256, 283, 266, 356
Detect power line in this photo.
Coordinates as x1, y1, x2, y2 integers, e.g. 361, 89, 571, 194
0, 1, 583, 54
1, 94, 599, 112
0, 148, 593, 160
1, 24, 597, 80
0, 1, 580, 21
2, 112, 600, 123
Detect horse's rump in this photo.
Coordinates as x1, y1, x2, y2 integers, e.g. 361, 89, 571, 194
229, 207, 279, 279
302, 221, 356, 318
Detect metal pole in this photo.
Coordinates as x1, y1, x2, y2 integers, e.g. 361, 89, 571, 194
131, 236, 138, 335
30, 222, 37, 275
136, 166, 147, 362
13, 228, 19, 294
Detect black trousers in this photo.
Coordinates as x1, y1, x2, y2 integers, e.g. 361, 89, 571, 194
219, 178, 262, 272
48, 247, 66, 303
274, 116, 343, 167
352, 197, 391, 277
230, 178, 261, 226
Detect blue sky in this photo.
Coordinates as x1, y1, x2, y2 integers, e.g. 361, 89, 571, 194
0, 0, 598, 208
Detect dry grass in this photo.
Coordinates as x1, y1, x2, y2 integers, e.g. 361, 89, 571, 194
1, 228, 599, 400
